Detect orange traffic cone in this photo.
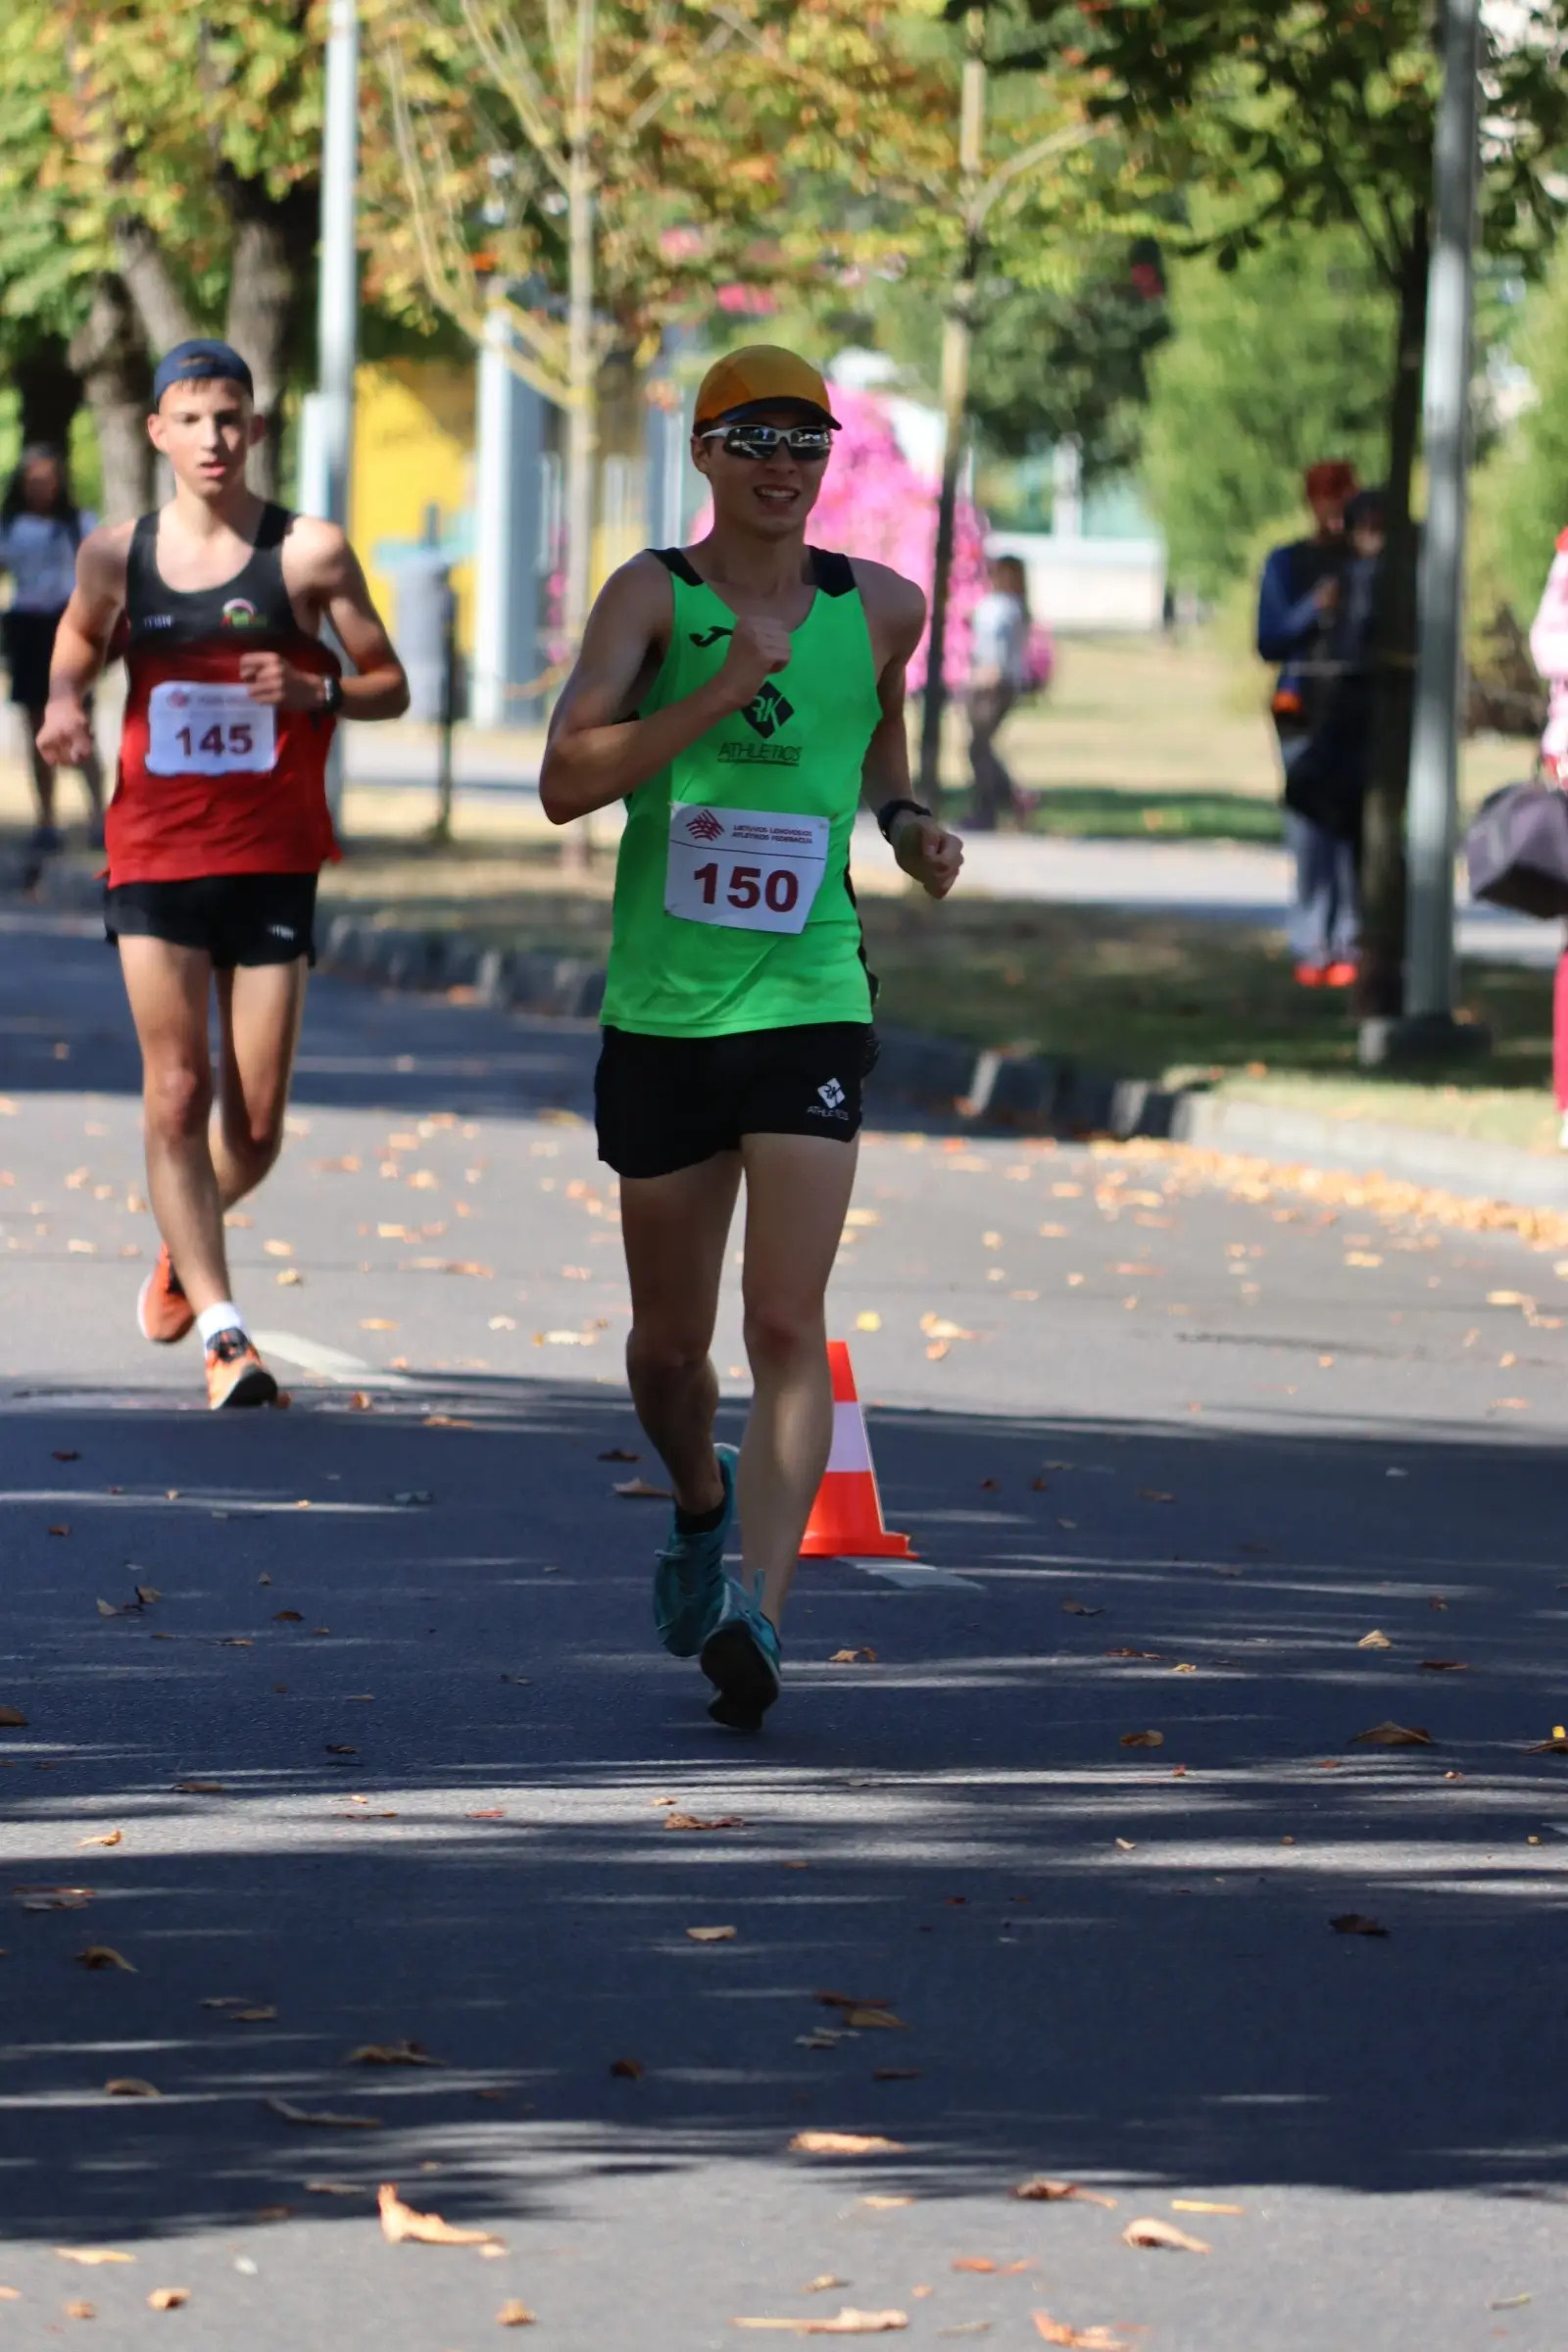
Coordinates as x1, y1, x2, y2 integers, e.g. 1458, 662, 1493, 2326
799, 1341, 916, 1560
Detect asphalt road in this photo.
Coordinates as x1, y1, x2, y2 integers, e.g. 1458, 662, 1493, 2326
3, 911, 1568, 2350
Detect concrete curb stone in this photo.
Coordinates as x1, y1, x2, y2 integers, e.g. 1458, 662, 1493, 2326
21, 858, 1568, 1208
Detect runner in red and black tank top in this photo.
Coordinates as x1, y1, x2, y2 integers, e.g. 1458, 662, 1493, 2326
111, 501, 341, 885
35, 338, 408, 1411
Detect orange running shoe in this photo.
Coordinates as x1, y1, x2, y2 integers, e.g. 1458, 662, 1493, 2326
136, 1244, 196, 1345
1323, 959, 1358, 989
1293, 961, 1327, 988
205, 1329, 278, 1411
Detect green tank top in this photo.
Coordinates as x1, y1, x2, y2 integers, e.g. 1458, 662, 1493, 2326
600, 546, 883, 1038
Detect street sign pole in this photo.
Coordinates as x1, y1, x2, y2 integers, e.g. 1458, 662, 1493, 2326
1399, 0, 1484, 1046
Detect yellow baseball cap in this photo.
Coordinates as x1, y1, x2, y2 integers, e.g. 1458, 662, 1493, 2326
694, 345, 840, 429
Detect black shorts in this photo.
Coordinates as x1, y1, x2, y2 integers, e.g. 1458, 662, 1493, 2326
3, 609, 67, 710
105, 873, 318, 969
595, 1021, 872, 1179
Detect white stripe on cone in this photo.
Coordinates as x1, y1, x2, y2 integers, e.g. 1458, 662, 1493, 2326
825, 1397, 872, 1475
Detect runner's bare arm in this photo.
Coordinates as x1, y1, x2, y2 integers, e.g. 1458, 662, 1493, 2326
35, 525, 132, 767
855, 564, 963, 902
244, 519, 410, 718
540, 557, 785, 825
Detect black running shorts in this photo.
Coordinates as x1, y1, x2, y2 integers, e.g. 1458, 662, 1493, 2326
595, 1021, 872, 1179
105, 873, 318, 969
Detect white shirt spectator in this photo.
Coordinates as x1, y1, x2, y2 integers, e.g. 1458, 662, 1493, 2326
969, 588, 1028, 692
0, 510, 93, 613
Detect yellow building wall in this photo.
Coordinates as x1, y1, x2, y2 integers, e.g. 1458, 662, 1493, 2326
351, 362, 477, 654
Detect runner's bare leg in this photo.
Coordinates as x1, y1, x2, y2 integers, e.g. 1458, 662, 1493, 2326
117, 937, 231, 1314
211, 959, 310, 1208
736, 1132, 859, 1629
620, 1152, 742, 1516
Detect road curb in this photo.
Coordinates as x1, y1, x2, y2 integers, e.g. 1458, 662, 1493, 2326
26, 864, 1568, 1209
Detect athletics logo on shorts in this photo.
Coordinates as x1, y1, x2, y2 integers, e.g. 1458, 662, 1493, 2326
808, 1077, 848, 1121
742, 682, 794, 739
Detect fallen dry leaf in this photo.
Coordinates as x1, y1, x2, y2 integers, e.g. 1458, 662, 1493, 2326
1526, 1725, 1568, 1753
845, 2007, 906, 2031
0, 1706, 28, 1727
732, 2313, 908, 2335
1350, 1722, 1433, 1746
664, 1813, 745, 1832
95, 1599, 121, 1618
1031, 2316, 1131, 2349
1013, 2179, 1118, 2209
789, 2132, 906, 2156
55, 2250, 135, 2267
1060, 1601, 1102, 1617
147, 2288, 189, 2311
16, 1886, 93, 1911
1137, 1490, 1174, 1503
859, 2195, 912, 2210
1356, 1631, 1391, 1650
829, 1648, 877, 1665
598, 1447, 640, 1462
686, 1925, 737, 1943
230, 2007, 277, 2023
265, 2097, 381, 2129
344, 2040, 442, 2067
610, 2057, 644, 2079
497, 2302, 537, 2327
1121, 2217, 1209, 2253
872, 2068, 921, 2082
75, 1946, 134, 1973
65, 2300, 96, 2320
952, 2259, 1034, 2276
76, 1831, 122, 1849
1118, 1731, 1163, 1749
377, 2181, 498, 2247
1330, 1914, 1389, 1937
104, 2078, 160, 2098
1172, 2200, 1244, 2215
134, 1587, 161, 1606
613, 1477, 672, 1499
1419, 1659, 1466, 1673
172, 1781, 224, 1794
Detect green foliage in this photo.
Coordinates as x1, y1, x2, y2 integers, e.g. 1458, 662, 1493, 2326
1141, 230, 1393, 596
1478, 240, 1568, 620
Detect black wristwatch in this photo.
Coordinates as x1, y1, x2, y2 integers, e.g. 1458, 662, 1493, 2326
318, 674, 344, 715
876, 797, 931, 843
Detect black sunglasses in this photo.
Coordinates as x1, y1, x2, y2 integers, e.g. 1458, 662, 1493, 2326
697, 423, 835, 463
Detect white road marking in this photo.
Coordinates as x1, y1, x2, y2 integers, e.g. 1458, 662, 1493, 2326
252, 1329, 415, 1391
858, 1563, 986, 1592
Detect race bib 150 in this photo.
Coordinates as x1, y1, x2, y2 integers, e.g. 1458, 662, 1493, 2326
663, 804, 829, 936
146, 681, 277, 778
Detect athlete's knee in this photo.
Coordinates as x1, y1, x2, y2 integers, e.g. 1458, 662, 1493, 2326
627, 1320, 712, 1388
742, 1299, 825, 1373
143, 1057, 212, 1144
220, 1100, 286, 1177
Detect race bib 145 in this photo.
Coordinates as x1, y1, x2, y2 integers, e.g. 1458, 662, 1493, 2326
663, 804, 829, 936
146, 681, 277, 778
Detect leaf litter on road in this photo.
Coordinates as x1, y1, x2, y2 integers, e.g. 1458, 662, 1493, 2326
104, 2078, 160, 2097
1331, 1914, 1390, 1937
1350, 1722, 1433, 1746
1031, 2317, 1132, 2349
613, 1477, 672, 1499
732, 2312, 908, 2334
686, 1925, 737, 1943
343, 2039, 442, 2067
1121, 2217, 1209, 2253
1013, 2179, 1118, 2209
75, 1946, 134, 1972
377, 2182, 499, 2247
1525, 1726, 1568, 1753
147, 2288, 189, 2311
266, 2097, 382, 2130
55, 2250, 135, 2267
664, 1812, 746, 1832
497, 2300, 537, 2326
789, 2132, 906, 2156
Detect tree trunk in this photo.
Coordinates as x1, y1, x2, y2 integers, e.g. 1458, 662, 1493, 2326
68, 275, 155, 523
222, 173, 318, 501
113, 218, 198, 357
560, 0, 599, 874
16, 335, 83, 458
1356, 207, 1430, 1022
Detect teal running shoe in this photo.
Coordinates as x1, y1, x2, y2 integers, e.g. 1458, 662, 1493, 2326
700, 1578, 782, 1732
653, 1444, 736, 1657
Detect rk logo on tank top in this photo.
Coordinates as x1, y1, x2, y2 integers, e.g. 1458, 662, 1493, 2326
146, 681, 277, 778
663, 803, 828, 936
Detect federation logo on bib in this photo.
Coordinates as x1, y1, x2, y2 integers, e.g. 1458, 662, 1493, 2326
221, 597, 262, 628
742, 682, 794, 739
682, 808, 725, 843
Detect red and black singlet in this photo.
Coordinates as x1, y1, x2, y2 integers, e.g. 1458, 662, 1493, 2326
107, 502, 341, 884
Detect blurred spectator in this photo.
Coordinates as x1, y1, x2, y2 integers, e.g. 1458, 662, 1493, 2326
1257, 459, 1359, 986
0, 445, 105, 859
966, 554, 1031, 830
1528, 525, 1568, 1145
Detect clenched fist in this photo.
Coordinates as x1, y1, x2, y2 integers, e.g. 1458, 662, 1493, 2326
238, 651, 325, 710
35, 697, 95, 769
715, 612, 793, 711
891, 812, 964, 901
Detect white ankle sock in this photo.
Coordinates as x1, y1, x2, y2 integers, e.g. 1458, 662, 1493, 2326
197, 1301, 247, 1348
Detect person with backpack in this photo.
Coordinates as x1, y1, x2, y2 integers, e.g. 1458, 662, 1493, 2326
1257, 460, 1359, 987
0, 445, 106, 861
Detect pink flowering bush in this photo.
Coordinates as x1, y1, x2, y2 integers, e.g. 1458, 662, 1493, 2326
692, 386, 988, 692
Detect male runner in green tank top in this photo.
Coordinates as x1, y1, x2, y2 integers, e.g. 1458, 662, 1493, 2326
541, 345, 962, 1732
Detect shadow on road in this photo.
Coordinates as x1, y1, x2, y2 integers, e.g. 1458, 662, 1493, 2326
4, 1373, 1568, 2242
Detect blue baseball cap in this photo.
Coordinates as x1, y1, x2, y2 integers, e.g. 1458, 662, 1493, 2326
152, 339, 255, 409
